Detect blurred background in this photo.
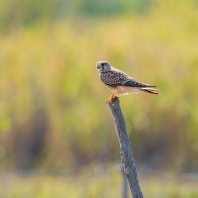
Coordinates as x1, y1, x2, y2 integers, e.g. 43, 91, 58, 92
1, 0, 198, 197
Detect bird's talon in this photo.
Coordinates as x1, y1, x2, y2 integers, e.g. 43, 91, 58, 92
106, 97, 113, 103
106, 99, 111, 104
106, 94, 117, 103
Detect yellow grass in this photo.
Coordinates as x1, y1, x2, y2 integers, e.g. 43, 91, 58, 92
1, 166, 198, 198
0, 0, 198, 173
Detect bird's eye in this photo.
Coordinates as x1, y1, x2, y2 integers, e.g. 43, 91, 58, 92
101, 63, 104, 66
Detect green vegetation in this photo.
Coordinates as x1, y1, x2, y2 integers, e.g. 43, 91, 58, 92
0, 1, 198, 196
0, 167, 198, 198
1, 0, 198, 171
0, 0, 154, 32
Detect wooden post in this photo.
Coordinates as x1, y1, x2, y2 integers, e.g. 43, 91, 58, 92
108, 97, 143, 198
118, 164, 129, 198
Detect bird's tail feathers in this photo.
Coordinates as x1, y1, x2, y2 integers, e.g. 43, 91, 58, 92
139, 87, 160, 95
143, 84, 157, 88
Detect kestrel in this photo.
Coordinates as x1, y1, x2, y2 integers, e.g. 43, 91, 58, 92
96, 61, 160, 103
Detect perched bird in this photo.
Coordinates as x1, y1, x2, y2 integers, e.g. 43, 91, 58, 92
96, 61, 160, 103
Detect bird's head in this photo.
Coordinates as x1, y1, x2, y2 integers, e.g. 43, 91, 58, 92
96, 61, 111, 72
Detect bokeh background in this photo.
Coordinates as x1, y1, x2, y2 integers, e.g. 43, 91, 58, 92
1, 0, 198, 197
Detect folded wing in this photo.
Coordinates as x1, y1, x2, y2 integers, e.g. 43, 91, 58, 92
123, 80, 160, 95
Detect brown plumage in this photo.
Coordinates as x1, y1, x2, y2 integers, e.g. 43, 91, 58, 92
96, 61, 160, 102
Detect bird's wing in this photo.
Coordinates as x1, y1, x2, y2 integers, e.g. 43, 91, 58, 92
100, 69, 128, 86
100, 67, 158, 89
123, 78, 160, 94
101, 70, 155, 87
123, 77, 157, 88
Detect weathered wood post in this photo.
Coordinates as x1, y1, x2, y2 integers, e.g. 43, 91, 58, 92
118, 164, 129, 198
108, 97, 143, 198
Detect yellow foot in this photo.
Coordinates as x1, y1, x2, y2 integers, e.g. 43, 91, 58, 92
106, 94, 117, 103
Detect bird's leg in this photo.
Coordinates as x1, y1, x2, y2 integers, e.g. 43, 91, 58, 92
106, 94, 117, 103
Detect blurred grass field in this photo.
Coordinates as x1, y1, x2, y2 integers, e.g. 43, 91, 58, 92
1, 0, 198, 197
1, 165, 198, 198
1, 1, 198, 170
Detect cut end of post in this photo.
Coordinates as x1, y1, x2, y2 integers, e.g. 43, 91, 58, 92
107, 96, 119, 107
